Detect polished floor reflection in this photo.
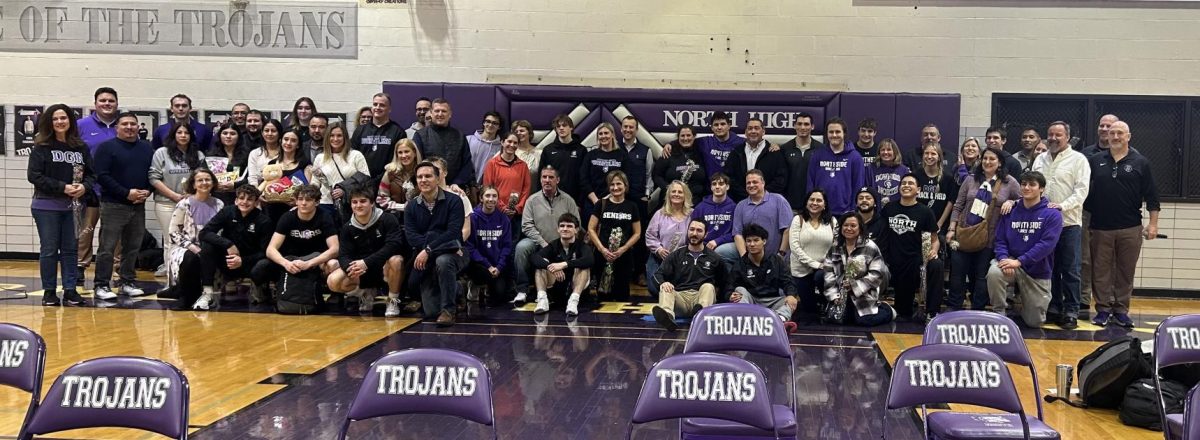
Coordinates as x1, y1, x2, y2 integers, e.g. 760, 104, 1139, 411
0, 260, 1193, 439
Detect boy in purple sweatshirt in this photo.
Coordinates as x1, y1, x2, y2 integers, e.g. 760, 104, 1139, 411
987, 171, 1063, 328
465, 187, 514, 307
690, 173, 736, 251
695, 112, 745, 178
806, 118, 866, 215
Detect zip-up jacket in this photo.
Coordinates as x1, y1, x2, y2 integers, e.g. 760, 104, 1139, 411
338, 207, 404, 270
414, 124, 474, 186
532, 238, 594, 270
199, 205, 273, 263
734, 253, 798, 300
653, 246, 731, 298
521, 189, 579, 246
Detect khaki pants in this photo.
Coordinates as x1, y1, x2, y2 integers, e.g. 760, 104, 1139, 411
535, 268, 590, 295
987, 263, 1051, 327
1090, 226, 1143, 314
658, 283, 716, 319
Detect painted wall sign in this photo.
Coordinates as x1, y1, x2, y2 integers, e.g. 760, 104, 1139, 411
0, 1, 358, 59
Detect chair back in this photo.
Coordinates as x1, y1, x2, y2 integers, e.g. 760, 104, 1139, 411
340, 348, 495, 439
1154, 314, 1200, 440
925, 311, 1045, 419
0, 323, 46, 439
886, 344, 1023, 413
684, 303, 792, 359
25, 356, 190, 439
628, 352, 776, 438
1183, 383, 1200, 440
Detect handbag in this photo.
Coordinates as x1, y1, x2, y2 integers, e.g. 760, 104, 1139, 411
955, 187, 999, 253
331, 158, 371, 197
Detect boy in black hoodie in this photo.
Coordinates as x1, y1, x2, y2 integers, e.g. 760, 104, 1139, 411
193, 184, 273, 307
327, 187, 405, 317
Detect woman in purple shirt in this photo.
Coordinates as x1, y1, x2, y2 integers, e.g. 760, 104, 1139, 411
644, 181, 693, 299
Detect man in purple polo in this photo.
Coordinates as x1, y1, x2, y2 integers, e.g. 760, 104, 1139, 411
76, 87, 119, 272
715, 170, 793, 262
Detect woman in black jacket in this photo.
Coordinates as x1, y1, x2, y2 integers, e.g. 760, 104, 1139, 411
27, 103, 95, 306
651, 124, 708, 209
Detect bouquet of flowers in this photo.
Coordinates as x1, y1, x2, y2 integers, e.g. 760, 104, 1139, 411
825, 254, 866, 323
598, 228, 624, 295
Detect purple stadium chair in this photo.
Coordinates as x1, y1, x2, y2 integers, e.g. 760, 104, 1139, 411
885, 344, 1031, 440
338, 348, 496, 440
681, 303, 797, 438
0, 323, 45, 440
923, 311, 1060, 439
25, 356, 190, 439
627, 352, 778, 439
1183, 384, 1200, 440
1153, 314, 1200, 440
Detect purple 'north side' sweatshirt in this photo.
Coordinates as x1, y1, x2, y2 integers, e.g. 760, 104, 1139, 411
807, 146, 866, 215
691, 195, 736, 246
993, 196, 1062, 280
467, 206, 513, 271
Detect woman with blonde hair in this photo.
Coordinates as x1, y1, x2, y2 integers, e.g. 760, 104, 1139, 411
914, 142, 959, 234
643, 180, 693, 299
377, 138, 422, 217
510, 120, 540, 172
955, 137, 982, 185
869, 139, 908, 206
312, 121, 369, 223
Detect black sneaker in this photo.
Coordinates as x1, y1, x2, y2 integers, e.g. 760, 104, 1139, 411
63, 290, 87, 306
651, 306, 678, 331
1046, 310, 1062, 324
42, 291, 61, 306
1058, 316, 1079, 330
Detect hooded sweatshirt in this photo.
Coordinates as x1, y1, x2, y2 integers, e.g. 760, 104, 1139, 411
149, 147, 206, 203
338, 207, 403, 270
467, 206, 513, 270
993, 196, 1062, 280
807, 146, 866, 215
696, 133, 745, 178
691, 195, 736, 246
467, 130, 503, 184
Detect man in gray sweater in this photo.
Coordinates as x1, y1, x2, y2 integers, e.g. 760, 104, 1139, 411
511, 166, 579, 304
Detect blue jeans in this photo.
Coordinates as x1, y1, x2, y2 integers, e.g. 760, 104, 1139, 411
514, 238, 541, 294
32, 208, 79, 293
949, 247, 993, 311
419, 253, 468, 318
1049, 225, 1082, 318
646, 256, 662, 298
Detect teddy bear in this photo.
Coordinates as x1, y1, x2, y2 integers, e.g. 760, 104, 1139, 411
259, 163, 297, 202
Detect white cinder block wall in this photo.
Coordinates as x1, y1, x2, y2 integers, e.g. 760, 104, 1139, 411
2, 0, 1198, 291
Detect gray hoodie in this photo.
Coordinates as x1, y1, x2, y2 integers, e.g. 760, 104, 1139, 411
149, 147, 205, 203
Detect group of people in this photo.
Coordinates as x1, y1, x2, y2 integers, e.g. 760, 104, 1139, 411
27, 88, 1160, 331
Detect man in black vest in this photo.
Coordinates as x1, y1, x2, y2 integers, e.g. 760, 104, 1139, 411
619, 116, 655, 285
413, 98, 474, 195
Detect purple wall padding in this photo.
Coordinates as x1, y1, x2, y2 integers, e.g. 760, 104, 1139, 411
381, 82, 959, 143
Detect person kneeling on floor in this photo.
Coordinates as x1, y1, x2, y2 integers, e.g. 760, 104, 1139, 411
732, 223, 801, 333
254, 184, 340, 313
821, 212, 894, 326
650, 219, 731, 331
987, 171, 1062, 328
531, 213, 594, 316
465, 186, 514, 307
185, 184, 271, 309
326, 187, 406, 316
405, 161, 469, 326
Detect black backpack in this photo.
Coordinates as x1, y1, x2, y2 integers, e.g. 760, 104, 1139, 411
1119, 378, 1187, 431
276, 268, 323, 315
1073, 336, 1151, 408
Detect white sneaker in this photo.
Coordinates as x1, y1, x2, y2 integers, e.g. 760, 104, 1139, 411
358, 290, 374, 313
119, 284, 147, 297
385, 298, 402, 317
193, 293, 216, 310
94, 286, 117, 300
154, 264, 167, 278
510, 292, 527, 304
565, 294, 580, 316
533, 295, 550, 314
466, 281, 478, 301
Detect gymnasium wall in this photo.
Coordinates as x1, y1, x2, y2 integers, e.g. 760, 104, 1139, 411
1, 0, 1198, 292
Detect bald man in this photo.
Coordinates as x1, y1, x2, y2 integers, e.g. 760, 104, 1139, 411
1084, 121, 1159, 328
1077, 113, 1119, 312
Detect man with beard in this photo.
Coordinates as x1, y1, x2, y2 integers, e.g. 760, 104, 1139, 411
806, 118, 866, 216
414, 99, 474, 193
781, 113, 824, 211
726, 118, 788, 201
351, 93, 406, 185
904, 123, 942, 170
651, 219, 730, 331
303, 114, 327, 163
877, 174, 944, 323
405, 97, 432, 140
243, 110, 265, 151
855, 188, 883, 241
229, 103, 250, 135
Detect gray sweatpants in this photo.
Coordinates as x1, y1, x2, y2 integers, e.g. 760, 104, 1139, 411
734, 287, 794, 321
987, 263, 1051, 327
